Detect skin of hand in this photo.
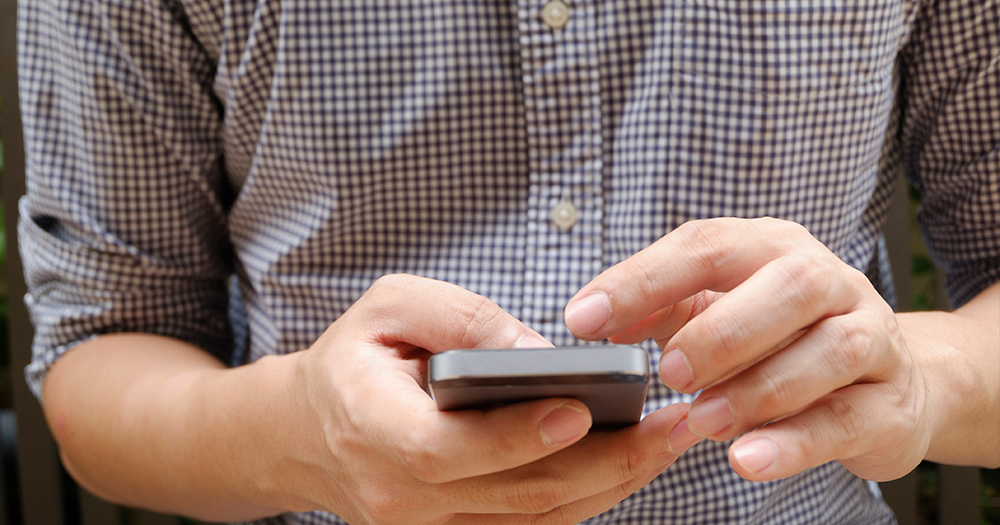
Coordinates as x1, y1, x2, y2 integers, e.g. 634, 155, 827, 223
44, 274, 702, 524
563, 217, 1000, 483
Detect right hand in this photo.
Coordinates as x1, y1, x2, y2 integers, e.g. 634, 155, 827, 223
288, 274, 701, 524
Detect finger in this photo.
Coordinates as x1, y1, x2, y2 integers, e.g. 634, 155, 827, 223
659, 254, 857, 393
606, 291, 724, 347
441, 403, 701, 514
685, 310, 886, 440
607, 304, 682, 346
727, 383, 921, 482
357, 273, 554, 353
564, 218, 819, 340
366, 385, 595, 484
447, 467, 668, 525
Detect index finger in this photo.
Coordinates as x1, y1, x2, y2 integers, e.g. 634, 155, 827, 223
441, 402, 699, 515
563, 218, 811, 340
356, 273, 553, 353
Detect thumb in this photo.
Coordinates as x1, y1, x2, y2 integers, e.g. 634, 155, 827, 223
355, 274, 553, 353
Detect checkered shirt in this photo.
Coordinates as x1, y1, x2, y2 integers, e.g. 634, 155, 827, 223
17, 0, 1000, 523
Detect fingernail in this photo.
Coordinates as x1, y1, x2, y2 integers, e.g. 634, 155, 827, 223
688, 396, 733, 437
515, 332, 552, 348
667, 417, 701, 454
564, 292, 611, 336
660, 350, 694, 391
733, 438, 779, 474
539, 404, 591, 447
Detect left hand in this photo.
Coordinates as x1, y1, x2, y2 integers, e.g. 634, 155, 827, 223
563, 217, 930, 482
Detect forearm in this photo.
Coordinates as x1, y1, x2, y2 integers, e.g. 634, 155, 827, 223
897, 281, 1000, 467
43, 333, 327, 521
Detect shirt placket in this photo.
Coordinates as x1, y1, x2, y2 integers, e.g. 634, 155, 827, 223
518, 0, 605, 344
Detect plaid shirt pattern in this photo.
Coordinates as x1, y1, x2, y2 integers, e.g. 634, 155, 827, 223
17, 0, 1000, 523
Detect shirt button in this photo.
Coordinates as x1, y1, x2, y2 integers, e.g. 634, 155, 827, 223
540, 0, 571, 30
551, 200, 579, 231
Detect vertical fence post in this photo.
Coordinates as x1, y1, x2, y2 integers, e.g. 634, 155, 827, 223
879, 171, 922, 523
939, 466, 980, 525
0, 3, 71, 524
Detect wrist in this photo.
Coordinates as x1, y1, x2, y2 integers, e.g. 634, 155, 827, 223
193, 350, 337, 517
896, 309, 1000, 467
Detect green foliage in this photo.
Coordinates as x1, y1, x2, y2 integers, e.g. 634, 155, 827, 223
911, 255, 936, 276
984, 468, 1000, 525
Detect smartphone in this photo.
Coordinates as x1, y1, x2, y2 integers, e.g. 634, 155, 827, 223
428, 345, 650, 428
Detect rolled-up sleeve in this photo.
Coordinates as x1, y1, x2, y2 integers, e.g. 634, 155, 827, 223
17, 0, 233, 399
900, 0, 1000, 307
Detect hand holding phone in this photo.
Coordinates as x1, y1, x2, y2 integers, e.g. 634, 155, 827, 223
428, 345, 650, 428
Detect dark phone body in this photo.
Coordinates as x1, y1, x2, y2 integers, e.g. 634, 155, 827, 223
428, 345, 650, 428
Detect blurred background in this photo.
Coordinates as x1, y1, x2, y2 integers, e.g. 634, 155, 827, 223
0, 0, 997, 522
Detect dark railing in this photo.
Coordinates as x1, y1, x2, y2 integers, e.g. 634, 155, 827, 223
0, 0, 988, 522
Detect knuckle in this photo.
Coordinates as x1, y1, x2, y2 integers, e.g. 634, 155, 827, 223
881, 312, 903, 347
819, 397, 865, 444
513, 475, 570, 514
842, 264, 877, 306
528, 501, 592, 525
360, 488, 417, 525
783, 218, 811, 236
614, 443, 651, 484
844, 263, 877, 294
701, 314, 750, 362
363, 274, 410, 311
397, 431, 447, 484
448, 293, 506, 349
675, 219, 730, 275
483, 427, 521, 463
776, 254, 833, 310
757, 369, 793, 415
370, 273, 407, 295
825, 320, 873, 378
756, 217, 810, 239
619, 255, 664, 306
